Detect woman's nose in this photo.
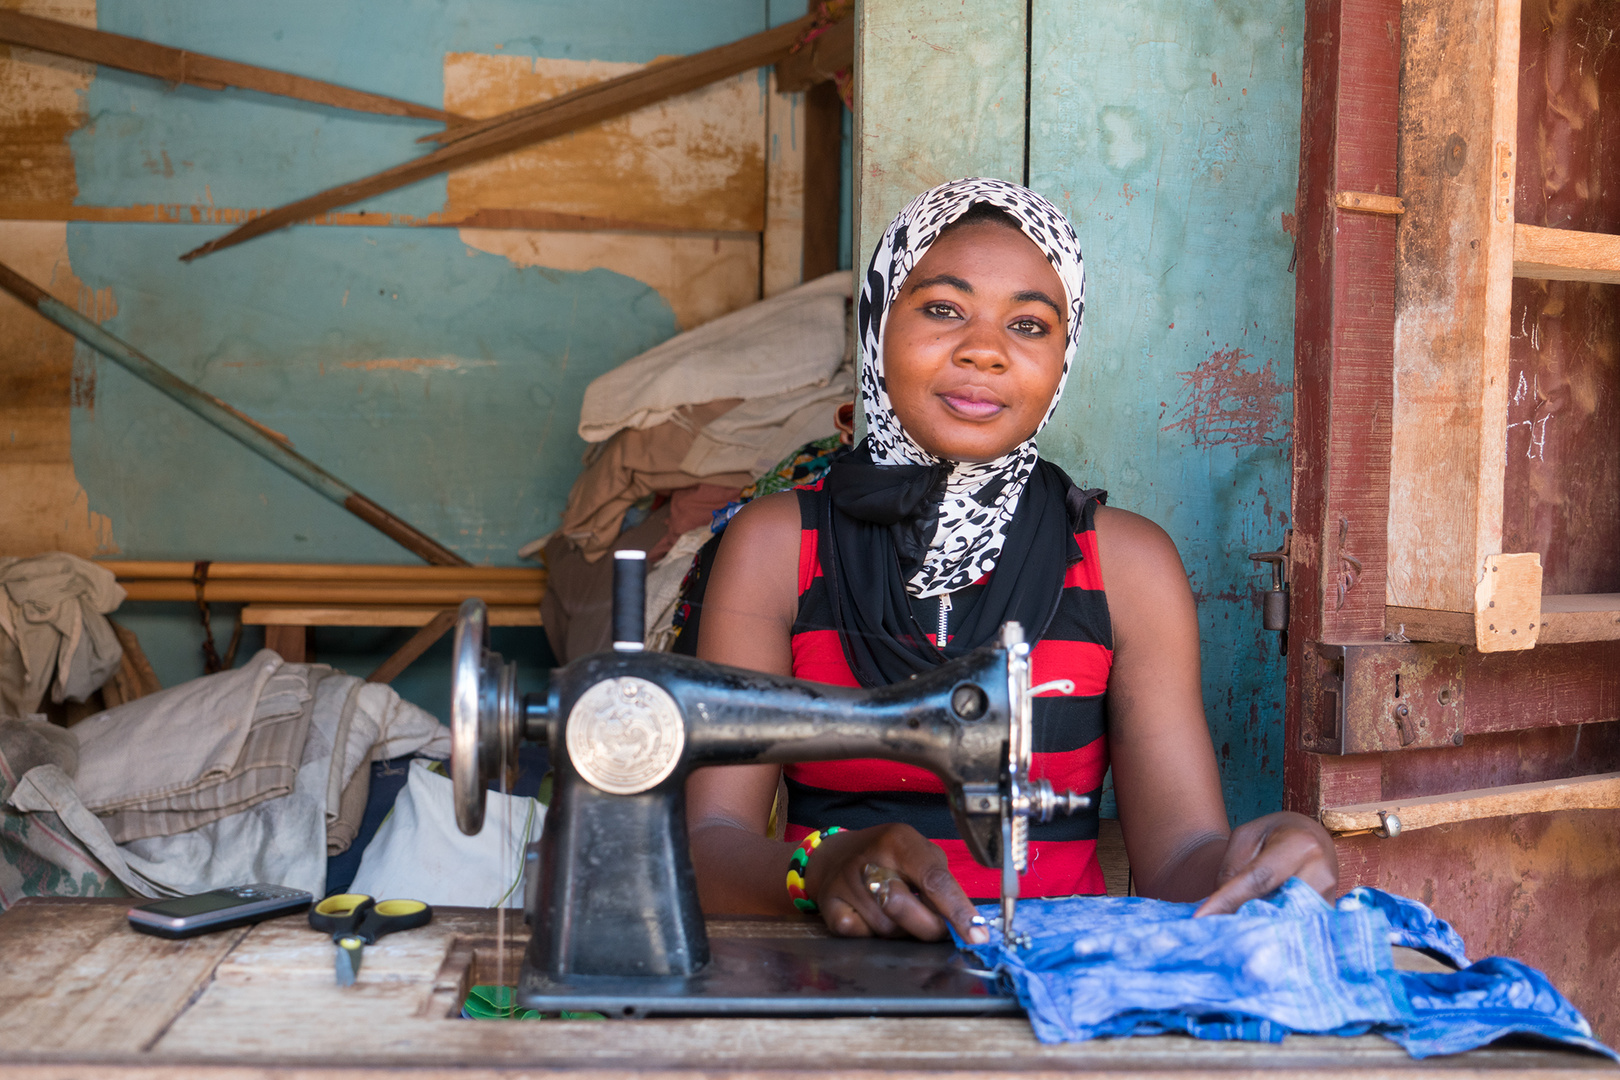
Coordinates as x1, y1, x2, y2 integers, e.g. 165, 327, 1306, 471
952, 319, 1009, 372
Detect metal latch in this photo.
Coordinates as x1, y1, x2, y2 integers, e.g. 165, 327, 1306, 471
1249, 530, 1291, 655
1302, 642, 1465, 755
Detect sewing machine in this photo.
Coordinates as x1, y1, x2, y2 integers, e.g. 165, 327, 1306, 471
448, 551, 1091, 1016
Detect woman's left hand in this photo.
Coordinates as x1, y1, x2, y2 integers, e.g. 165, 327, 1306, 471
1192, 811, 1339, 916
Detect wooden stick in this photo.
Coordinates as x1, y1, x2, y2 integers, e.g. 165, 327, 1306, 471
104, 560, 543, 583
0, 258, 467, 567
119, 581, 542, 605
178, 14, 822, 262
366, 608, 458, 683
1322, 772, 1620, 835
0, 10, 464, 126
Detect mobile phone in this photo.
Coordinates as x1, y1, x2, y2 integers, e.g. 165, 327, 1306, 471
128, 884, 312, 939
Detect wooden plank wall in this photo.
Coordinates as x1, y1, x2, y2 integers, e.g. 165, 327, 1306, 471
0, 0, 839, 696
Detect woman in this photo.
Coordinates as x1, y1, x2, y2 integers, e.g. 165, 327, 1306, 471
687, 178, 1335, 945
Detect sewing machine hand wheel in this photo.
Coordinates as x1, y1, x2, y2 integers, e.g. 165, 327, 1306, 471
450, 598, 521, 835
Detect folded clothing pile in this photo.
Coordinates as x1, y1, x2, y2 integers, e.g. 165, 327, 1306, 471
535, 272, 855, 662
953, 878, 1615, 1060
0, 650, 448, 904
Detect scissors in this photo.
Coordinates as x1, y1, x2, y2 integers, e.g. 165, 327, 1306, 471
310, 893, 433, 986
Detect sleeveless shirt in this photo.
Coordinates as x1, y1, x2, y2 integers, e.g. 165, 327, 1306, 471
783, 480, 1114, 899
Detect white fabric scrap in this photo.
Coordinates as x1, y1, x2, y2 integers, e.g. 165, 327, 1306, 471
349, 760, 540, 909
578, 271, 851, 443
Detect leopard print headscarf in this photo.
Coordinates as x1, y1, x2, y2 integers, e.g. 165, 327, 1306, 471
856, 177, 1086, 598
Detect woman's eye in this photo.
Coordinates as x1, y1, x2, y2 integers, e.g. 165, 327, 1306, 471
924, 302, 960, 319
1011, 318, 1048, 336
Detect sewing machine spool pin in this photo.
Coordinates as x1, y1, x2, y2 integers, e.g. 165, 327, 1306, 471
447, 564, 1092, 1013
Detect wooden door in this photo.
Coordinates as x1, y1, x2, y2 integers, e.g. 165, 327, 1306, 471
1289, 0, 1620, 1041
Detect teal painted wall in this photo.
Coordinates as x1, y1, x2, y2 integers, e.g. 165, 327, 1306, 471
1029, 0, 1303, 821
62, 1, 781, 707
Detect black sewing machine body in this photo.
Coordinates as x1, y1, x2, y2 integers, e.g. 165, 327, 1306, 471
450, 556, 1086, 1016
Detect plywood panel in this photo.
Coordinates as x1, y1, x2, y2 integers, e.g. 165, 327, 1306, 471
441, 53, 766, 234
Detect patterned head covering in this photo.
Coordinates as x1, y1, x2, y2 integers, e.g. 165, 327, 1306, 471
855, 177, 1087, 598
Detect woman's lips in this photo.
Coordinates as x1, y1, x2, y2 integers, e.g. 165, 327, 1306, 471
939, 388, 1006, 418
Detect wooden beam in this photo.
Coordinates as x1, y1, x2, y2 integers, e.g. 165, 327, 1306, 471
120, 581, 541, 605
263, 625, 308, 664
241, 604, 541, 627
1322, 771, 1620, 834
367, 608, 457, 683
1514, 223, 1620, 284
1384, 0, 1520, 616
178, 14, 822, 262
0, 10, 463, 126
105, 561, 542, 584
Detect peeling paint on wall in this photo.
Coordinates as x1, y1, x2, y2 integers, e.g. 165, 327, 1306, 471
444, 55, 766, 233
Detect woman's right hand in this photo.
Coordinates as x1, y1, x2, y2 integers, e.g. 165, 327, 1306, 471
801, 824, 989, 944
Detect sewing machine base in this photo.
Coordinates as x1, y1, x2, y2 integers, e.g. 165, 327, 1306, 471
516, 935, 1020, 1018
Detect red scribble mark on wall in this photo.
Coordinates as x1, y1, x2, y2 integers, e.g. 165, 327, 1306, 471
1163, 346, 1288, 448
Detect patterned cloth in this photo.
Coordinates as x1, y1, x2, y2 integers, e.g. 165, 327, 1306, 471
856, 177, 1086, 598
951, 879, 1616, 1061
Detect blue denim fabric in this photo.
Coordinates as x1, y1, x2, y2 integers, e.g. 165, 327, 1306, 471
953, 879, 1615, 1060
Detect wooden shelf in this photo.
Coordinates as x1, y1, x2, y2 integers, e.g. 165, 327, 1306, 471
1539, 593, 1620, 644
1386, 594, 1620, 646
1513, 223, 1620, 284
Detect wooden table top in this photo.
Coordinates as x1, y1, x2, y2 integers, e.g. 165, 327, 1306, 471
0, 897, 1607, 1079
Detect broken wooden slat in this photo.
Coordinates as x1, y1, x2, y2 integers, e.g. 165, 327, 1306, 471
0, 10, 464, 126
0, 258, 467, 567
774, 14, 854, 93
1513, 223, 1620, 285
1322, 771, 1620, 834
178, 14, 822, 262
367, 608, 458, 683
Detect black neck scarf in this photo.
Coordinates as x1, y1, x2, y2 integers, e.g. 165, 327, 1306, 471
817, 440, 1084, 688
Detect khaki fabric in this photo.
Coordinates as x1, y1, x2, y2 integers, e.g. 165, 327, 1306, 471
0, 554, 125, 718
558, 399, 751, 563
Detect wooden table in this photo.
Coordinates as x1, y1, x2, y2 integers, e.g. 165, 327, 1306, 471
0, 899, 1607, 1080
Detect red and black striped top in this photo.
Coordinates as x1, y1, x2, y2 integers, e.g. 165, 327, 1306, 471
783, 481, 1113, 899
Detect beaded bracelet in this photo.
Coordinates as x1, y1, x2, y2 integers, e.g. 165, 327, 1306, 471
785, 826, 844, 913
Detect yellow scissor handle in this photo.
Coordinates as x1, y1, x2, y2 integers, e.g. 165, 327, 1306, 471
373, 899, 428, 917
314, 893, 372, 917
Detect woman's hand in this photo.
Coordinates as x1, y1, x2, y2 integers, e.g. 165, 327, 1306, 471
802, 824, 989, 944
1192, 811, 1339, 916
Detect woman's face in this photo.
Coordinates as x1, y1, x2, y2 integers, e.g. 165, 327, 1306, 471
881, 221, 1069, 463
